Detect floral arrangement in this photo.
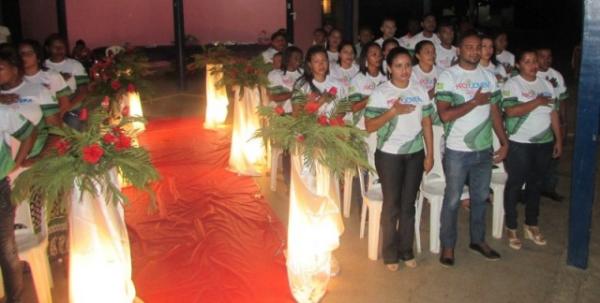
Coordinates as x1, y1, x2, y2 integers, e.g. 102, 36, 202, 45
11, 103, 160, 209
11, 47, 159, 209
88, 48, 151, 107
188, 45, 271, 89
255, 87, 370, 176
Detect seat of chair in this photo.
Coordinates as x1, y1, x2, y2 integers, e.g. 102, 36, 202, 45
365, 188, 383, 203
15, 233, 46, 252
422, 180, 470, 199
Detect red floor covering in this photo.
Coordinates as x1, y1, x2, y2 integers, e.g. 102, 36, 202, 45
122, 118, 294, 303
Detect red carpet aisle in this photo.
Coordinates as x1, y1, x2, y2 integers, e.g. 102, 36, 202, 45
122, 118, 294, 303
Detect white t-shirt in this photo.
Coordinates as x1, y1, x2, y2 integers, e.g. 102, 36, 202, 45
292, 75, 349, 117
44, 58, 89, 92
407, 32, 441, 50
267, 69, 302, 113
25, 70, 72, 99
501, 75, 557, 144
479, 61, 509, 86
398, 34, 413, 49
537, 67, 568, 102
435, 65, 501, 152
0, 26, 10, 44
348, 71, 387, 128
1, 81, 55, 125
411, 65, 442, 125
330, 63, 359, 90
327, 50, 339, 65
0, 107, 34, 179
261, 47, 279, 64
495, 50, 515, 68
365, 80, 434, 154
435, 44, 458, 70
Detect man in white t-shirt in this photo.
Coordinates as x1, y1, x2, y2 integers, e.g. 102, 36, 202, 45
407, 14, 441, 50
261, 31, 287, 64
435, 32, 509, 266
374, 17, 399, 47
435, 20, 458, 70
536, 47, 568, 202
0, 25, 10, 43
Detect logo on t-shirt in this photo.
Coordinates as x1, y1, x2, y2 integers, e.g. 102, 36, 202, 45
282, 75, 295, 87
418, 78, 435, 90
399, 95, 423, 105
521, 90, 536, 99
455, 79, 491, 95
363, 82, 376, 91
18, 98, 34, 104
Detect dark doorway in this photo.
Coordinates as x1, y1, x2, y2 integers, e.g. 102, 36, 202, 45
1, 0, 22, 42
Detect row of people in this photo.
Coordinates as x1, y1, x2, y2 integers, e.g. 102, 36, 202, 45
265, 29, 566, 270
0, 34, 90, 302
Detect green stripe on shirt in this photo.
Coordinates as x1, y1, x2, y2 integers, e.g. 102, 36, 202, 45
12, 120, 35, 141
436, 91, 455, 103
75, 75, 90, 86
41, 103, 60, 116
56, 86, 73, 98
0, 142, 15, 180
268, 85, 290, 95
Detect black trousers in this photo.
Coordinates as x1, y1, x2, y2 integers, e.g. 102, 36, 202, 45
375, 149, 424, 264
0, 178, 23, 303
504, 141, 553, 229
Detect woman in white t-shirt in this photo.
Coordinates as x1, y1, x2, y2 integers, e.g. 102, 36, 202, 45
381, 38, 401, 76
364, 47, 434, 271
291, 45, 348, 118
480, 35, 508, 84
44, 34, 90, 130
19, 40, 72, 117
349, 42, 386, 128
501, 50, 562, 250
412, 40, 443, 126
330, 41, 359, 92
326, 29, 343, 65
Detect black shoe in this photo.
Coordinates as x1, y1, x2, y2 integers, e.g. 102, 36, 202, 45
439, 248, 455, 267
541, 191, 564, 202
439, 255, 455, 267
469, 243, 501, 261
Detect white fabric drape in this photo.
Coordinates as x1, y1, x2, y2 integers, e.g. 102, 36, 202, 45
287, 151, 344, 303
69, 170, 136, 303
228, 85, 266, 176
204, 64, 229, 129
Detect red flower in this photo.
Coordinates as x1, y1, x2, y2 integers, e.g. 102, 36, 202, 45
328, 86, 338, 96
115, 134, 132, 151
102, 133, 118, 144
82, 144, 104, 164
274, 106, 285, 115
122, 106, 130, 116
127, 83, 136, 93
101, 96, 110, 109
304, 101, 320, 114
318, 115, 329, 126
53, 139, 70, 155
332, 116, 345, 126
79, 108, 89, 121
308, 92, 319, 102
111, 80, 122, 91
112, 126, 123, 135
296, 134, 305, 142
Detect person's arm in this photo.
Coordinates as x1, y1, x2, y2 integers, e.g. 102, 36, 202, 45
269, 92, 293, 103
551, 110, 563, 158
422, 116, 433, 173
14, 129, 37, 168
436, 87, 489, 123
503, 95, 552, 117
365, 101, 415, 133
491, 103, 509, 163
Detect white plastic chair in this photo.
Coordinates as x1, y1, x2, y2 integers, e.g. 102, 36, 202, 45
105, 45, 125, 57
342, 168, 354, 218
415, 125, 469, 254
491, 133, 508, 239
270, 146, 283, 191
0, 197, 54, 303
357, 133, 382, 260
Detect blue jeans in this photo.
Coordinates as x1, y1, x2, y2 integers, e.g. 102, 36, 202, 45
440, 148, 492, 249
0, 178, 23, 303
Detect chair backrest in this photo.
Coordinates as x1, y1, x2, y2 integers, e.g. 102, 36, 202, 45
358, 132, 381, 197
14, 196, 46, 238
423, 125, 445, 183
492, 130, 506, 173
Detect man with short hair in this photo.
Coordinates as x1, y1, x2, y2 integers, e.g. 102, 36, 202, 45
435, 33, 509, 266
